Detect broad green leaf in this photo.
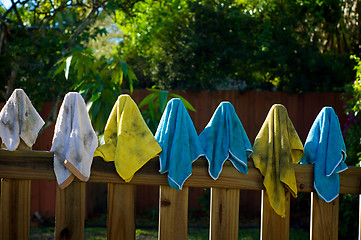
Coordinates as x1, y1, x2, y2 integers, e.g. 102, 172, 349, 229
127, 67, 138, 81
78, 82, 96, 96
90, 92, 101, 102
90, 100, 101, 120
146, 87, 161, 93
120, 61, 128, 77
102, 88, 117, 106
129, 76, 133, 93
65, 56, 73, 79
54, 61, 66, 76
158, 90, 168, 113
71, 79, 85, 90
139, 93, 156, 108
170, 93, 196, 111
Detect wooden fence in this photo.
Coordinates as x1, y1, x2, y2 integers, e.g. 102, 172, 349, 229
0, 147, 361, 239
22, 90, 347, 219
0, 90, 356, 239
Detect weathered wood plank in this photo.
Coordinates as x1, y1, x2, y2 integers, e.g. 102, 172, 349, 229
260, 191, 290, 240
158, 186, 188, 240
54, 182, 85, 240
0, 141, 31, 240
107, 183, 135, 240
310, 192, 339, 240
0, 179, 31, 240
0, 150, 360, 194
210, 188, 240, 240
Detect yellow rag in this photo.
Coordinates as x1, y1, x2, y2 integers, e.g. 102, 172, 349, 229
251, 104, 304, 217
94, 95, 162, 182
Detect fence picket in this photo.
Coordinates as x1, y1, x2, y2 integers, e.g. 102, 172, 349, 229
0, 140, 31, 240
260, 191, 290, 240
210, 188, 240, 240
310, 192, 339, 240
54, 182, 85, 240
107, 183, 135, 240
158, 186, 188, 240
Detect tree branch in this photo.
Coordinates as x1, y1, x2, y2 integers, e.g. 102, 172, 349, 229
68, 3, 101, 46
0, 19, 10, 54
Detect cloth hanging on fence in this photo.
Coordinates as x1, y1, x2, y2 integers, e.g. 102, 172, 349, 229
251, 104, 304, 217
301, 107, 347, 202
94, 94, 161, 182
0, 89, 44, 150
155, 98, 204, 190
51, 92, 98, 189
199, 101, 253, 179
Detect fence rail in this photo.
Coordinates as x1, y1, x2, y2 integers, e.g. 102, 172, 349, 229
0, 149, 361, 239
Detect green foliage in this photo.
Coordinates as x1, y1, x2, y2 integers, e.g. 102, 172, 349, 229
343, 56, 361, 166
117, 0, 356, 92
0, 0, 141, 109
339, 194, 358, 239
139, 88, 196, 133
54, 46, 137, 134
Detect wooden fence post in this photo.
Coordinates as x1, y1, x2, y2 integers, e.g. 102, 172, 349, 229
0, 140, 31, 240
54, 181, 86, 240
260, 190, 290, 240
310, 192, 339, 240
107, 183, 135, 240
158, 185, 189, 240
210, 188, 240, 240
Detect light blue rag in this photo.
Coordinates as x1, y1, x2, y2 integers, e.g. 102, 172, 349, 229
155, 98, 204, 190
301, 107, 347, 202
199, 101, 253, 179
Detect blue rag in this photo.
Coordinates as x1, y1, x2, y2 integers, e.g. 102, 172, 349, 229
301, 107, 347, 202
155, 98, 204, 190
199, 102, 253, 179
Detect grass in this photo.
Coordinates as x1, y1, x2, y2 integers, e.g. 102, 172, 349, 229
30, 227, 308, 239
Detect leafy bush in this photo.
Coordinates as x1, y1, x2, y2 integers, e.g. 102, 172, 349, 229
117, 0, 355, 92
343, 55, 361, 166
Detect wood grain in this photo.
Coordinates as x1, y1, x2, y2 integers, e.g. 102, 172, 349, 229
0, 141, 31, 240
310, 192, 339, 240
107, 183, 135, 240
54, 182, 85, 240
210, 188, 240, 240
260, 191, 290, 240
158, 186, 188, 240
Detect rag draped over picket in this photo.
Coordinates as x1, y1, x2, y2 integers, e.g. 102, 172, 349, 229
0, 89, 44, 150
155, 98, 204, 190
94, 94, 162, 182
51, 92, 98, 189
301, 107, 347, 202
199, 101, 253, 179
0, 89, 348, 210
251, 104, 304, 217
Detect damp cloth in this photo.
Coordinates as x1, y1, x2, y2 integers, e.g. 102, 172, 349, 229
0, 89, 44, 150
199, 101, 252, 179
155, 98, 204, 190
51, 92, 98, 189
301, 107, 347, 202
250, 104, 304, 217
94, 94, 161, 182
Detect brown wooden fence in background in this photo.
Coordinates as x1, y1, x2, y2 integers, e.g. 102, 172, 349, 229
2, 90, 346, 221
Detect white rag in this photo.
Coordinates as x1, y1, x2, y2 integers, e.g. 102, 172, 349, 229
0, 89, 45, 150
51, 92, 98, 189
